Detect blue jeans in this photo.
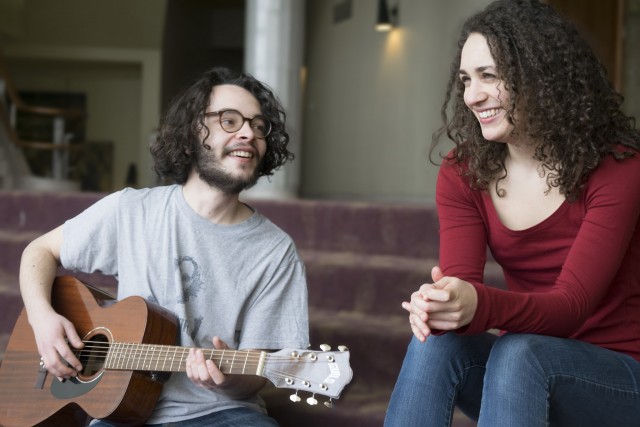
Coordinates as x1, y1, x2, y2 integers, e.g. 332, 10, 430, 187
90, 407, 279, 427
385, 333, 640, 427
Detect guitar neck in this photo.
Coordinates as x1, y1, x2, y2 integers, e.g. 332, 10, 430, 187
101, 342, 265, 376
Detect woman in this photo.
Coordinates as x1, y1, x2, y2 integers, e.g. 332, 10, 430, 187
385, 0, 640, 426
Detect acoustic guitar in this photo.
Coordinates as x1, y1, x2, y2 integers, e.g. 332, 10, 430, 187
0, 276, 352, 426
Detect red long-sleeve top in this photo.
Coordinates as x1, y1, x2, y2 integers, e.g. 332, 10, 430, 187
437, 150, 640, 361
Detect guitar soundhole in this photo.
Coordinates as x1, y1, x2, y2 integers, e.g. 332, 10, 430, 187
77, 332, 109, 380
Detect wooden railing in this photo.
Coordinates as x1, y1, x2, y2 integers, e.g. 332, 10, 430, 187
0, 50, 85, 181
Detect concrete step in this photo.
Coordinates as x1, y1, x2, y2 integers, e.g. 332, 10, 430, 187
249, 198, 440, 259
0, 191, 441, 259
303, 250, 433, 315
303, 250, 505, 315
0, 229, 40, 273
0, 191, 104, 233
309, 309, 409, 389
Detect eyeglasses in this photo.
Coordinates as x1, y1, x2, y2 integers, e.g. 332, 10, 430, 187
204, 109, 272, 139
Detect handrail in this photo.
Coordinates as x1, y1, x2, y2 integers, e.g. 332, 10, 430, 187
0, 51, 86, 120
0, 50, 86, 182
16, 103, 86, 120
0, 90, 82, 151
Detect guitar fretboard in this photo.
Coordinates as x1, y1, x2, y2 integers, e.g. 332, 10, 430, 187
103, 343, 266, 375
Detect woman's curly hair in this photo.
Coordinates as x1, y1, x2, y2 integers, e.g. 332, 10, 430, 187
151, 67, 293, 185
431, 0, 640, 200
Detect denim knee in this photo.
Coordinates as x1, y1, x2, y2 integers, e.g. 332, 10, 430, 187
484, 334, 548, 381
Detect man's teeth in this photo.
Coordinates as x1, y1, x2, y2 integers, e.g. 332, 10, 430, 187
229, 151, 253, 158
479, 109, 499, 119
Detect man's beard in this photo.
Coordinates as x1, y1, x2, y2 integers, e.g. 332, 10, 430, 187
194, 144, 262, 194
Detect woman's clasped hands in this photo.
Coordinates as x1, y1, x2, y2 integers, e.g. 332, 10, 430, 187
403, 266, 479, 342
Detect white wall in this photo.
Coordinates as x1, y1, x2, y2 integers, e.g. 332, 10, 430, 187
1, 0, 165, 190
6, 58, 141, 190
301, 0, 492, 202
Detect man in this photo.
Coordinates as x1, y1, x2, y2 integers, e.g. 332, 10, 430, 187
19, 67, 309, 426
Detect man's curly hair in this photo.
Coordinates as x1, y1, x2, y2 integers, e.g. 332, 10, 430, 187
151, 67, 293, 185
431, 0, 640, 200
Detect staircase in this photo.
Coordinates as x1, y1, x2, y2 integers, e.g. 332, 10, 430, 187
0, 191, 506, 426
0, 50, 84, 192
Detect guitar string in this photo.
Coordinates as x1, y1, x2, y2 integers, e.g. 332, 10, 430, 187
77, 355, 329, 386
76, 347, 319, 365
77, 341, 330, 362
75, 340, 334, 384
80, 359, 322, 386
77, 349, 333, 387
79, 360, 328, 386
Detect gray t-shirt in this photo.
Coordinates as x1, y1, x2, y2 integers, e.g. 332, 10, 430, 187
61, 185, 309, 424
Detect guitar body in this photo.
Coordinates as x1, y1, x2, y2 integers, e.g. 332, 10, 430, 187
0, 276, 178, 427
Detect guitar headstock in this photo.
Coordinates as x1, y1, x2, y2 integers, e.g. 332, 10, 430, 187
261, 345, 353, 406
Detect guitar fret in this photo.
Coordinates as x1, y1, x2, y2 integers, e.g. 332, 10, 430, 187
139, 344, 146, 370
170, 346, 177, 371
121, 343, 128, 370
156, 346, 162, 371
126, 343, 135, 370
139, 344, 145, 370
110, 342, 119, 370
181, 347, 189, 372
110, 342, 119, 369
115, 342, 123, 369
105, 342, 113, 368
219, 349, 226, 373
119, 343, 127, 370
137, 344, 142, 370
117, 343, 125, 369
132, 344, 139, 370
120, 344, 130, 369
152, 345, 157, 370
143, 344, 151, 370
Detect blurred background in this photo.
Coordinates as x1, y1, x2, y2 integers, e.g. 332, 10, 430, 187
0, 0, 638, 202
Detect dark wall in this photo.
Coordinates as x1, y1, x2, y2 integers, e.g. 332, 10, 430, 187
160, 0, 245, 113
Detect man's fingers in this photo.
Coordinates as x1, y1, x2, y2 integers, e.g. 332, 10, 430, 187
187, 349, 210, 385
57, 347, 82, 372
63, 323, 84, 350
186, 348, 226, 389
42, 350, 77, 378
212, 336, 229, 350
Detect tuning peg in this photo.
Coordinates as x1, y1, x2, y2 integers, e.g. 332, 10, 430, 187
338, 345, 349, 352
324, 398, 333, 408
290, 392, 301, 403
320, 344, 331, 351
307, 394, 318, 406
